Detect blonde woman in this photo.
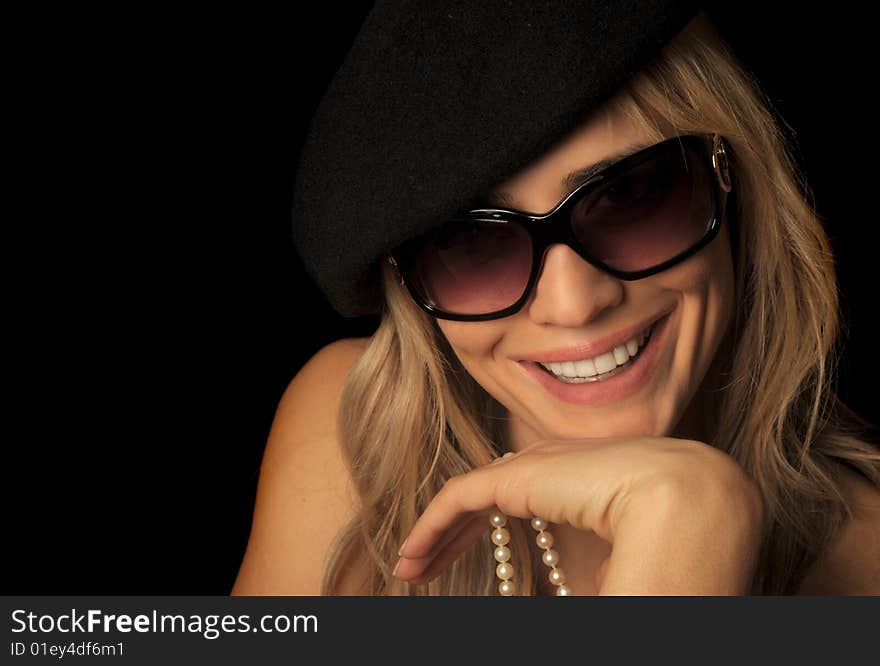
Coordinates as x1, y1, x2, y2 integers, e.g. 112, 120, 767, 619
233, 4, 880, 596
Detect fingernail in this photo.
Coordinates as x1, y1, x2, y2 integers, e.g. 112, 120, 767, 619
489, 452, 515, 465
392, 557, 402, 577
397, 537, 408, 557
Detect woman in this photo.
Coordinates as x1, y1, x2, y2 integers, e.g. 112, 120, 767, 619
233, 4, 880, 595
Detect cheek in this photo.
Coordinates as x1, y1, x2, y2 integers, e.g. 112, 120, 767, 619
436, 320, 513, 401
667, 223, 734, 313
660, 229, 735, 379
436, 320, 506, 364
702, 226, 736, 329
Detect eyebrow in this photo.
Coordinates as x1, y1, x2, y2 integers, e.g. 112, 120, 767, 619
484, 139, 657, 209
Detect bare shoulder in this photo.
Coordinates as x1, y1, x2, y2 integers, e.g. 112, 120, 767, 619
231, 336, 373, 596
796, 462, 880, 595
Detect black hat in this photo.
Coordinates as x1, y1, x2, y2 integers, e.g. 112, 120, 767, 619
292, 0, 702, 318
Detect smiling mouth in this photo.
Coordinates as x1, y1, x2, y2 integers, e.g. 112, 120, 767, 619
534, 319, 659, 384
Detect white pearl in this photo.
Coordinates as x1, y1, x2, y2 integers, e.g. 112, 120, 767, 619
536, 531, 554, 549
555, 584, 572, 596
489, 511, 507, 528
499, 580, 516, 596
496, 562, 514, 580
549, 567, 567, 586
530, 518, 547, 532
491, 527, 510, 546
541, 548, 559, 567
494, 546, 511, 563
502, 452, 515, 459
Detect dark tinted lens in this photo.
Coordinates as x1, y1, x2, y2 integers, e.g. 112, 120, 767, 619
569, 140, 713, 271
406, 220, 532, 315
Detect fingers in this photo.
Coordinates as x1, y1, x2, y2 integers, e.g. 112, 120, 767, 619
395, 513, 489, 583
394, 452, 522, 583
399, 454, 523, 562
393, 509, 479, 577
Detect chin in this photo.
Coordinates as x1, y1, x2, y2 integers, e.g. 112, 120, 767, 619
535, 416, 659, 442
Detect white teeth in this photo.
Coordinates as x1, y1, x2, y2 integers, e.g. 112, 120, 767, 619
538, 322, 655, 380
574, 358, 597, 377
593, 352, 618, 374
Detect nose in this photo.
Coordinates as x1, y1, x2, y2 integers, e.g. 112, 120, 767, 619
524, 244, 624, 326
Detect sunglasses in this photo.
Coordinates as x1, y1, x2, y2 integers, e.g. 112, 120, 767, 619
387, 133, 734, 321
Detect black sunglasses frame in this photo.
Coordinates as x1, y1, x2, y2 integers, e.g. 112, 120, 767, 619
388, 133, 734, 322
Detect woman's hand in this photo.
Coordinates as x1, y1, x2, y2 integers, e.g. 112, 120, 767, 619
392, 436, 766, 594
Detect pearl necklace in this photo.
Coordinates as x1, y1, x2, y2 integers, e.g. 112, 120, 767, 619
488, 453, 572, 596
489, 510, 572, 595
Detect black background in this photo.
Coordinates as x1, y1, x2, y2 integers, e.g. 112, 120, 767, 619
8, 4, 878, 594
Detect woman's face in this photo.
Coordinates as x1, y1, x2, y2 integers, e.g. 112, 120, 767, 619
435, 105, 735, 449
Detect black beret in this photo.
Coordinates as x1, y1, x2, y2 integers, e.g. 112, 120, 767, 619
292, 0, 703, 318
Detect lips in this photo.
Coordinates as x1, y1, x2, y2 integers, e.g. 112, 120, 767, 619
535, 321, 656, 382
520, 307, 674, 364
516, 310, 672, 406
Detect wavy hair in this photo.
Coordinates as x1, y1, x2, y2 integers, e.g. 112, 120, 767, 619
320, 10, 880, 596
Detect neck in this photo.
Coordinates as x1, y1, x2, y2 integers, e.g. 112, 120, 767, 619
671, 389, 713, 443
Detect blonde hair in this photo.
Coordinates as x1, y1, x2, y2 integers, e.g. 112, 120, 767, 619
321, 11, 880, 596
